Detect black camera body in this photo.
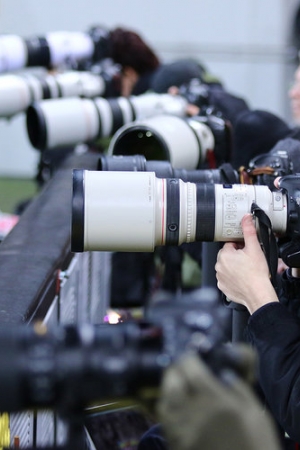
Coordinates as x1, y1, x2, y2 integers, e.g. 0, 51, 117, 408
178, 78, 211, 109
0, 288, 230, 414
278, 174, 300, 267
246, 137, 300, 189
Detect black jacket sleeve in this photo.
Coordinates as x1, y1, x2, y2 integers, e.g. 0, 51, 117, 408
278, 268, 300, 317
247, 302, 300, 443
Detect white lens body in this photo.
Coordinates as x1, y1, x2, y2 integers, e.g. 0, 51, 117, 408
46, 32, 94, 67
94, 97, 136, 138
93, 97, 116, 138
0, 74, 43, 118
28, 92, 190, 150
108, 115, 214, 170
130, 93, 188, 119
214, 184, 287, 240
75, 173, 288, 253
54, 71, 106, 98
188, 118, 215, 164
83, 171, 164, 251
114, 97, 137, 127
0, 71, 106, 119
82, 171, 197, 252
0, 35, 27, 73
41, 97, 99, 148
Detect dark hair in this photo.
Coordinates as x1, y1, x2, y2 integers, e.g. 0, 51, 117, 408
232, 109, 292, 169
109, 27, 160, 75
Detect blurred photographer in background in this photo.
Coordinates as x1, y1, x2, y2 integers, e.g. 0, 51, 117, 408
230, 109, 293, 170
109, 26, 208, 97
109, 26, 250, 129
289, 63, 300, 126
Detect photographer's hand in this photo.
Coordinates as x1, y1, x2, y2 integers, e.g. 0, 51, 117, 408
215, 213, 279, 314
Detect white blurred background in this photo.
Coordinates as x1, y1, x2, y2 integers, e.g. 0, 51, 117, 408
0, 0, 299, 176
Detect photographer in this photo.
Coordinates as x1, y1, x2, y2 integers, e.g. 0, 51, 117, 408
109, 26, 209, 97
215, 207, 300, 444
109, 25, 250, 128
230, 109, 293, 170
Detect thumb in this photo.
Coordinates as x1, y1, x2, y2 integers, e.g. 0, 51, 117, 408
241, 214, 260, 248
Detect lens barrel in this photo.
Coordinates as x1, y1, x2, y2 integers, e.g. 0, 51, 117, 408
0, 70, 109, 119
26, 93, 188, 151
71, 170, 287, 253
0, 31, 95, 74
108, 115, 215, 170
25, 37, 51, 67
97, 154, 148, 172
0, 35, 27, 73
97, 155, 239, 183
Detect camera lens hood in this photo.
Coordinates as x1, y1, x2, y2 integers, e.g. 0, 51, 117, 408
71, 169, 85, 252
26, 103, 48, 151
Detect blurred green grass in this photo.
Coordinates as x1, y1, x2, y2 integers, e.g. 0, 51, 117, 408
0, 177, 37, 214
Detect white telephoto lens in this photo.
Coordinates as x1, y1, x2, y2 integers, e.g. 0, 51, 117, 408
72, 170, 197, 252
213, 184, 287, 241
83, 171, 165, 251
71, 172, 288, 253
108, 114, 214, 170
27, 97, 100, 150
0, 35, 27, 73
0, 74, 40, 118
130, 93, 188, 119
46, 31, 94, 67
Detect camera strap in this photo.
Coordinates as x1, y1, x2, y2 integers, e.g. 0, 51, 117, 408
251, 202, 278, 290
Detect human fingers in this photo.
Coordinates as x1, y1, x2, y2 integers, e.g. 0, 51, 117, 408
273, 176, 281, 190
241, 214, 261, 251
167, 86, 179, 95
215, 243, 235, 264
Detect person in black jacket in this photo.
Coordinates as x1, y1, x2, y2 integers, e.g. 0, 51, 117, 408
108, 26, 250, 129
215, 209, 300, 444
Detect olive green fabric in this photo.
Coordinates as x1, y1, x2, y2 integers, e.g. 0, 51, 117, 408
0, 177, 37, 213
157, 352, 281, 450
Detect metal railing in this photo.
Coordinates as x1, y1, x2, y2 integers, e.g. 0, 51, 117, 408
0, 151, 111, 448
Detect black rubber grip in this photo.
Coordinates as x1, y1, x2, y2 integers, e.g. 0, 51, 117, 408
71, 169, 85, 252
195, 184, 215, 241
166, 179, 180, 245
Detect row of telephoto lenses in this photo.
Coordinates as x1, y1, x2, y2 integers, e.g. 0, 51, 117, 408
0, 29, 237, 422
0, 27, 111, 73
26, 94, 232, 170
71, 137, 300, 258
0, 27, 117, 118
0, 29, 232, 171
2, 29, 300, 262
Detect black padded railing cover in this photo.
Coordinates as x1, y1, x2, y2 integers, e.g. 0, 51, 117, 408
0, 151, 99, 324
